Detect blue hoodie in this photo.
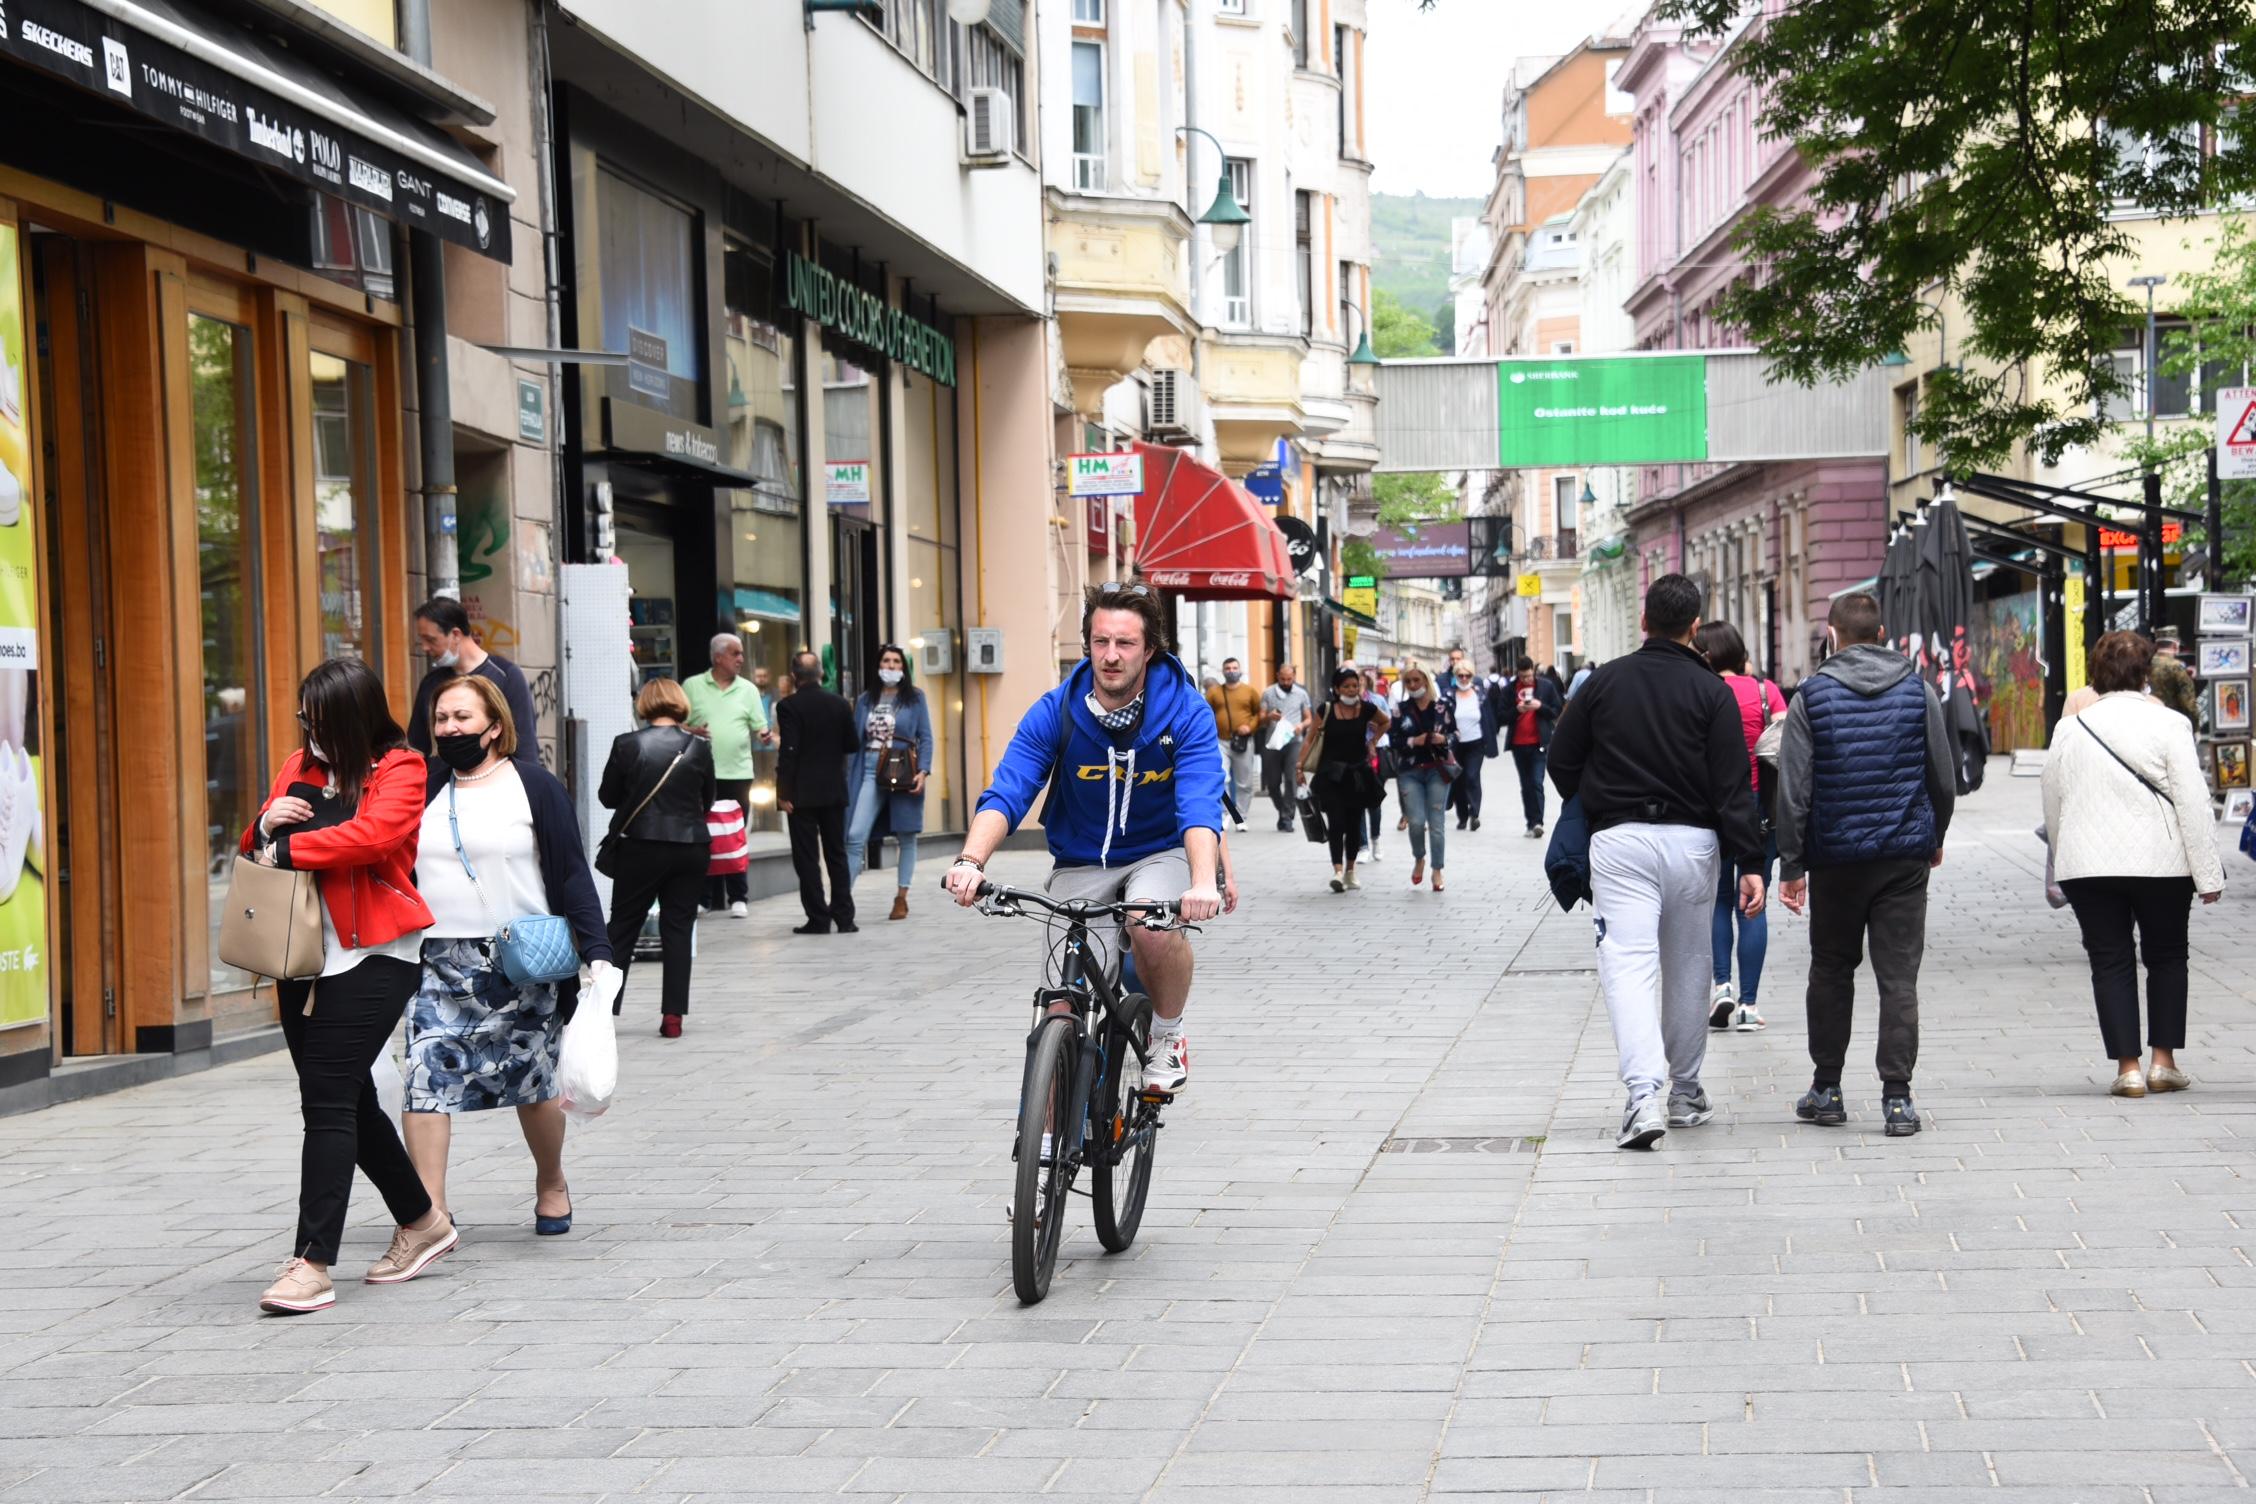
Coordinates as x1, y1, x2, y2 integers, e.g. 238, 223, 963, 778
977, 654, 1226, 869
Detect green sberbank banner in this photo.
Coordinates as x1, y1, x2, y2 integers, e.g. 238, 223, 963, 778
1496, 355, 1707, 467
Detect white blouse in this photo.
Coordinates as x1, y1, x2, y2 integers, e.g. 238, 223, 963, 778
414, 762, 551, 938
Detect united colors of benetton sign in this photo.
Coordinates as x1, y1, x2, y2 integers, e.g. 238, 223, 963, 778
784, 251, 956, 387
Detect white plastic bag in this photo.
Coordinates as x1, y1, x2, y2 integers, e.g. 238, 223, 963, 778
370, 1048, 406, 1137
559, 961, 623, 1120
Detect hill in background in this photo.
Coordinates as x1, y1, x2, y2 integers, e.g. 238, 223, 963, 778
1370, 192, 1482, 354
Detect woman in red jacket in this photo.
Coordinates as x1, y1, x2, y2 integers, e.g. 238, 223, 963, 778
242, 659, 452, 1315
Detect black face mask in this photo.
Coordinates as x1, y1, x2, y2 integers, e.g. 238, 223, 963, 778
434, 732, 493, 774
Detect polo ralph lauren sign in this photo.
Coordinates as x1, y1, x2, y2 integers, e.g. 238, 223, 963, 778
784, 251, 956, 387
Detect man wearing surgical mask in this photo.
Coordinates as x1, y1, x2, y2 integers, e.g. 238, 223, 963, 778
407, 597, 539, 758
1206, 657, 1261, 831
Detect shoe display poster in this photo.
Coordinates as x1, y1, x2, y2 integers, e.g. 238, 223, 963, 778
0, 223, 47, 1032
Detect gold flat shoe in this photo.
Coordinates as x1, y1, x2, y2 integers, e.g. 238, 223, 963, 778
2109, 1070, 2147, 1098
2147, 1065, 2191, 1093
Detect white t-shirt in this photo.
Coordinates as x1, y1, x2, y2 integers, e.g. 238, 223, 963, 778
415, 762, 550, 939
1452, 684, 1486, 743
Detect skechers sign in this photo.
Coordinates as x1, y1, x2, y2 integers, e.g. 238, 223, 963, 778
1495, 354, 1707, 467
0, 0, 510, 261
784, 251, 956, 387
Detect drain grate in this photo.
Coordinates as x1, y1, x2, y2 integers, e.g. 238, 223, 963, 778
1379, 1135, 1545, 1155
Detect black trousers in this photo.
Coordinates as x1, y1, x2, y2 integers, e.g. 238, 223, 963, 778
605, 839, 708, 1017
2060, 875, 2194, 1059
705, 778, 751, 907
1510, 743, 1546, 829
275, 956, 431, 1265
1806, 858, 1930, 1093
788, 804, 854, 928
1317, 782, 1367, 866
1450, 743, 1486, 819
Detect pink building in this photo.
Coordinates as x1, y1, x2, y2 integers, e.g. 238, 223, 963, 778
1617, 10, 1887, 684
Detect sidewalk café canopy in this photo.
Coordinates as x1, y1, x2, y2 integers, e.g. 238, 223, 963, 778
1129, 441, 1294, 601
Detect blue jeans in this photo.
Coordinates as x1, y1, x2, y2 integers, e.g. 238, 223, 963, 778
846, 763, 918, 890
1397, 767, 1449, 868
1711, 835, 1778, 1002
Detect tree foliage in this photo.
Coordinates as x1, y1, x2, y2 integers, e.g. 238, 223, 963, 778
1656, 0, 2256, 469
1340, 535, 1387, 582
2117, 217, 2256, 585
1374, 469, 1459, 527
1371, 287, 1439, 359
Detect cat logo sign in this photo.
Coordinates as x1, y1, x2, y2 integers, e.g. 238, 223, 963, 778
2219, 386, 2256, 479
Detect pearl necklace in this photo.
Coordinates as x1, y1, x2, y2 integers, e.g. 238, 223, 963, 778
454, 760, 505, 784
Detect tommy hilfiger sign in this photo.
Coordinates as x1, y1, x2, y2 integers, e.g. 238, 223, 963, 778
783, 251, 956, 387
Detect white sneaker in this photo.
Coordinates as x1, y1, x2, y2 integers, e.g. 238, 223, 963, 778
729, 901, 748, 919
1709, 982, 1737, 1030
1732, 1001, 1766, 1032
1145, 1029, 1189, 1094
1232, 818, 1248, 833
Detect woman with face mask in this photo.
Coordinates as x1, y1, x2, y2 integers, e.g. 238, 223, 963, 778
1445, 663, 1493, 831
1388, 666, 1458, 892
599, 678, 716, 1037
1298, 667, 1390, 890
405, 676, 614, 1236
243, 658, 445, 1315
845, 644, 937, 921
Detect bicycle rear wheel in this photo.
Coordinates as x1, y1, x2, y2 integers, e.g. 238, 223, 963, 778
1012, 1015, 1077, 1304
1090, 1021, 1156, 1253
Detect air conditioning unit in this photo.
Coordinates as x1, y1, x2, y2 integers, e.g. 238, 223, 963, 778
964, 88, 1014, 165
1147, 369, 1206, 441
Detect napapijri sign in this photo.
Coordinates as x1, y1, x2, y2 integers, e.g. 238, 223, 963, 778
0, 0, 511, 261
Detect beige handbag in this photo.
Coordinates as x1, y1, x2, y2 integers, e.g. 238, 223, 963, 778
217, 855, 325, 980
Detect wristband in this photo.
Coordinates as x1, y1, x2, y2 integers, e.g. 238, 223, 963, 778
950, 855, 984, 871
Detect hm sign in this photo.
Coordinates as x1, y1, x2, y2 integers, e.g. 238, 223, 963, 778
1067, 452, 1144, 498
2220, 386, 2256, 479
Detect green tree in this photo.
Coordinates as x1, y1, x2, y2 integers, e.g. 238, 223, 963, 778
2118, 218, 2256, 585
1373, 470, 1459, 527
1431, 297, 1457, 356
1654, 0, 2256, 470
1340, 535, 1386, 582
1371, 287, 1438, 359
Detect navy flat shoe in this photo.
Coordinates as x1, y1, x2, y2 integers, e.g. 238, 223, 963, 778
535, 1195, 572, 1236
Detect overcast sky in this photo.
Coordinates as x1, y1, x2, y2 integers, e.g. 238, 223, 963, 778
1365, 0, 1631, 199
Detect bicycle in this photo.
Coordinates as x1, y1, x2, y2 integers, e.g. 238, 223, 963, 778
961, 879, 1194, 1304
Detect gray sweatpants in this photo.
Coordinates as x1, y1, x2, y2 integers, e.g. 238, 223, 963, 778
1589, 823, 1721, 1104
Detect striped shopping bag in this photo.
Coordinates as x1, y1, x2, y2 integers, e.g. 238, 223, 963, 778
706, 800, 749, 877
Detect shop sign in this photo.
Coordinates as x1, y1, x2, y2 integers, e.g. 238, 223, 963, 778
2220, 386, 2256, 479
826, 461, 872, 506
0, 225, 49, 1030
516, 378, 545, 444
1343, 624, 1359, 658
1273, 514, 1319, 576
2098, 522, 2183, 550
603, 399, 732, 475
626, 327, 670, 401
1369, 521, 1470, 578
1344, 574, 1379, 618
1496, 354, 1707, 467
784, 250, 956, 387
1244, 464, 1284, 504
0, 0, 511, 259
1516, 571, 1544, 598
1067, 451, 1143, 498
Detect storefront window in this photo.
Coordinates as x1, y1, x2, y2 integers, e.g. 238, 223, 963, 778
193, 314, 261, 995
901, 365, 964, 832
310, 352, 378, 663
821, 340, 883, 525
723, 241, 802, 841
572, 151, 702, 421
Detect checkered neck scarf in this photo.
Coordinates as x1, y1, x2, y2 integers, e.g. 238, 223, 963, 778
1085, 690, 1145, 736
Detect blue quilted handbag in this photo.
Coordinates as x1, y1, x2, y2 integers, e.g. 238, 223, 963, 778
447, 780, 581, 986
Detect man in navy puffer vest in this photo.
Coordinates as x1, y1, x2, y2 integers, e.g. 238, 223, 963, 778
1776, 592, 1956, 1137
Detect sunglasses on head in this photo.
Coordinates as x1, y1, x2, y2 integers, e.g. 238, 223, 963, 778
1093, 581, 1156, 599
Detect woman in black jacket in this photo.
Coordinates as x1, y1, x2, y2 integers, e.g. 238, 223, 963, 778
599, 678, 717, 1038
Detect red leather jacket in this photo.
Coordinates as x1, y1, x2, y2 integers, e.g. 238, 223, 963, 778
239, 748, 435, 951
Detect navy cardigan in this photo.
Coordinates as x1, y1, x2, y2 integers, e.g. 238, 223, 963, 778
423, 756, 614, 1019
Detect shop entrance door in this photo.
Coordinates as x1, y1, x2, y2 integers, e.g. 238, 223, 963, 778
831, 514, 880, 699
29, 234, 122, 1056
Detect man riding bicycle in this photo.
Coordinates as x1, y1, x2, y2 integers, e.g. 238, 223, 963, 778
944, 584, 1225, 1093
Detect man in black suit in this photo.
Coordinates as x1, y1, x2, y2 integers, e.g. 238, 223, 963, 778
775, 651, 858, 934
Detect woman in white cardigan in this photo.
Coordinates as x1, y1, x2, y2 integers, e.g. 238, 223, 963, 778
2042, 632, 2225, 1097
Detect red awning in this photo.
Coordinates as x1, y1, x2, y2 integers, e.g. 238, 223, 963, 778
1129, 441, 1295, 601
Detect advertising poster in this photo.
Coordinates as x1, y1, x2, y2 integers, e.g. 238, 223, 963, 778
1496, 355, 1708, 468
0, 224, 49, 1030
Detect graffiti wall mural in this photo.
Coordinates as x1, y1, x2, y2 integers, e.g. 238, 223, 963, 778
1971, 587, 2046, 752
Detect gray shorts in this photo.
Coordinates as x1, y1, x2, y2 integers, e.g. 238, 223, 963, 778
1046, 849, 1191, 982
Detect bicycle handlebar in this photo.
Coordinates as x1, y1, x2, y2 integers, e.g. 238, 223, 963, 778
939, 877, 1186, 927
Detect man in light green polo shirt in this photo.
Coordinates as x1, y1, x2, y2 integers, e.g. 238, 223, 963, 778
685, 631, 772, 916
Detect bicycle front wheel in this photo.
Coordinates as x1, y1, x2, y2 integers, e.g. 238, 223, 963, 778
1090, 1021, 1156, 1253
1012, 1015, 1077, 1304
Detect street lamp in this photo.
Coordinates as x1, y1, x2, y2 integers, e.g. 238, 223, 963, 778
1341, 300, 1381, 396
1176, 126, 1250, 256
2129, 274, 2169, 447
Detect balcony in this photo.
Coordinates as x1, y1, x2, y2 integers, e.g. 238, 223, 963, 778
1046, 189, 1196, 414
1198, 330, 1311, 474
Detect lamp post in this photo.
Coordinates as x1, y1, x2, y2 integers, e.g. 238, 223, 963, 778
2129, 274, 2170, 633
1175, 126, 1250, 257
1341, 300, 1381, 396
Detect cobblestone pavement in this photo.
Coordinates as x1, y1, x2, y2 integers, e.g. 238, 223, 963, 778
6, 768, 2256, 1502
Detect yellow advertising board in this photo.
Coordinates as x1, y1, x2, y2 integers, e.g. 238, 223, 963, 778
0, 222, 49, 1032
1515, 572, 1543, 598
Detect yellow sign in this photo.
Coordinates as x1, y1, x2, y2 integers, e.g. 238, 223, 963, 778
1344, 584, 1378, 617
0, 222, 48, 1032
1516, 572, 1543, 598
2064, 572, 2087, 695
1343, 625, 1359, 658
